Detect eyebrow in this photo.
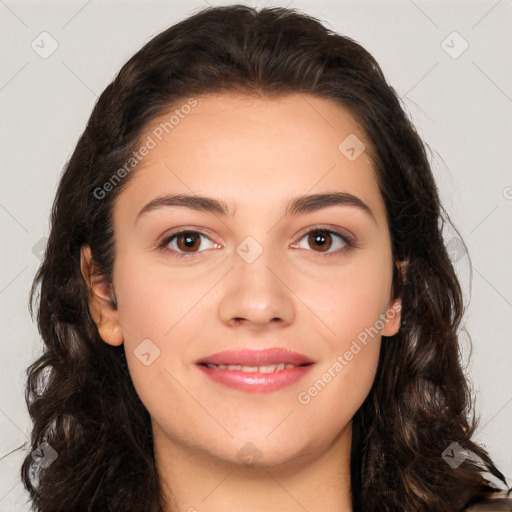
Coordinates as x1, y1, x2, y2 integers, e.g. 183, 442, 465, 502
135, 191, 376, 223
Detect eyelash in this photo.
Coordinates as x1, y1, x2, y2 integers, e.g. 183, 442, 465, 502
156, 226, 356, 260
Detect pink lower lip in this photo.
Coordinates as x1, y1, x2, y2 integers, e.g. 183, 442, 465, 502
197, 364, 315, 393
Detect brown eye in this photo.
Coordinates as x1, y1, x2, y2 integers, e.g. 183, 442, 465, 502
160, 230, 217, 258
175, 232, 202, 253
292, 228, 352, 257
307, 230, 333, 252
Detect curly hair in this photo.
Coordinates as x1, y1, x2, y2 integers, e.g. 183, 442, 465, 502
21, 4, 510, 511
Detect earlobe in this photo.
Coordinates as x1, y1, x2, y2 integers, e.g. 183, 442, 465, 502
97, 322, 124, 347
80, 245, 124, 346
381, 296, 402, 337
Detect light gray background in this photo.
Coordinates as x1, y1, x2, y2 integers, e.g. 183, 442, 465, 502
1, 0, 511, 509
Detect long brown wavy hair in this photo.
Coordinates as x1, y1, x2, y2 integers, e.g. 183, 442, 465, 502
21, 4, 510, 511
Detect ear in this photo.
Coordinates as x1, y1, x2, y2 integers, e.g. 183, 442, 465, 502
381, 260, 408, 337
80, 245, 124, 346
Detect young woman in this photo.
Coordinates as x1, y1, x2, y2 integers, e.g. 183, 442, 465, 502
22, 5, 511, 512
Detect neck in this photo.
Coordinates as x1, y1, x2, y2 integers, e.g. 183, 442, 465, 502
153, 422, 354, 512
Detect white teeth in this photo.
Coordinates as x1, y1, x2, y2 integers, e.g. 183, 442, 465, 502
259, 364, 282, 373
240, 365, 259, 372
205, 363, 296, 372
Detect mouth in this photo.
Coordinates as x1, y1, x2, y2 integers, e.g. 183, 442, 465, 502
196, 347, 314, 367
197, 362, 313, 373
195, 348, 315, 393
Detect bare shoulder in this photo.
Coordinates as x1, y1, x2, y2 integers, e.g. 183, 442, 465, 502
465, 490, 512, 511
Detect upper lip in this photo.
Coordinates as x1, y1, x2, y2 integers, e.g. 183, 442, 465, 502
196, 348, 314, 367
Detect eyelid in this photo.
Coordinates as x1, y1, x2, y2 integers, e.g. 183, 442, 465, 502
290, 225, 356, 257
155, 227, 219, 259
293, 224, 356, 246
156, 224, 357, 259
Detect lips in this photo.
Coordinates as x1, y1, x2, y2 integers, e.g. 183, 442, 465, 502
196, 348, 314, 367
196, 348, 314, 393
195, 348, 315, 393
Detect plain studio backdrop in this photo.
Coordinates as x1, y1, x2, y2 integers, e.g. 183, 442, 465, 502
1, 0, 511, 509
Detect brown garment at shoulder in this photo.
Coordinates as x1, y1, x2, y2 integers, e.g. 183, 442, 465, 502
466, 491, 512, 511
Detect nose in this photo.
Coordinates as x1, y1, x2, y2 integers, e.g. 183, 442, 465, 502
217, 249, 295, 331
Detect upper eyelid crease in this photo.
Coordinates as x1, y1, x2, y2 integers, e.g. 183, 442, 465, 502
135, 191, 376, 224
158, 227, 355, 257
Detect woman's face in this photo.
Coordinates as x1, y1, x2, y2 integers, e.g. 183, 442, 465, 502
85, 92, 401, 469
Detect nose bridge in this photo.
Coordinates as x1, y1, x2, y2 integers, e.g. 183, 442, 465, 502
217, 233, 295, 327
236, 237, 277, 290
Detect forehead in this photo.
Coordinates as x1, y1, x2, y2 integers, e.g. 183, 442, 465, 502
115, 92, 385, 222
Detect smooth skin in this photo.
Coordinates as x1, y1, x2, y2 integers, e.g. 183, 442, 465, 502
81, 92, 403, 512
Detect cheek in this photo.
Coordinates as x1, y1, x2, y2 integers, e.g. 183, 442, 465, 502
112, 254, 211, 425
293, 262, 389, 439
302, 250, 393, 348
293, 247, 391, 402
111, 253, 208, 388
113, 252, 209, 341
